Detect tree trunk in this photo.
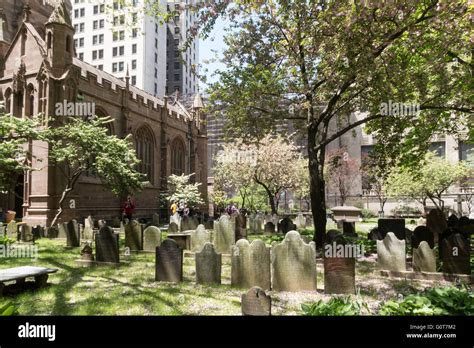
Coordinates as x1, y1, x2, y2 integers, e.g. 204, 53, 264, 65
308, 125, 327, 249
50, 186, 72, 227
255, 178, 277, 215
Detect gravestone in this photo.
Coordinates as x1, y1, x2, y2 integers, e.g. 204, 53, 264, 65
19, 224, 34, 243
214, 214, 235, 254
264, 222, 275, 234
143, 226, 161, 252
82, 224, 94, 241
152, 213, 160, 227
254, 214, 264, 234
125, 220, 142, 251
0, 224, 6, 237
377, 218, 405, 240
57, 222, 67, 238
235, 214, 247, 241
32, 225, 44, 239
377, 232, 406, 271
342, 221, 358, 237
426, 209, 447, 243
326, 229, 345, 244
231, 239, 271, 290
65, 220, 80, 247
112, 216, 121, 228
413, 241, 436, 272
195, 243, 221, 285
169, 213, 181, 231
155, 239, 183, 282
440, 233, 470, 274
181, 215, 199, 231
190, 224, 211, 252
295, 213, 306, 229
368, 227, 383, 241
6, 220, 16, 239
271, 231, 317, 292
241, 287, 271, 316
168, 222, 179, 233
203, 219, 214, 230
324, 256, 356, 294
95, 226, 119, 263
411, 226, 434, 249
45, 226, 58, 238
447, 214, 459, 228
85, 216, 94, 229
277, 217, 296, 234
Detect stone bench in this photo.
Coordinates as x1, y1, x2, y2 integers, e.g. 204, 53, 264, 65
0, 266, 58, 296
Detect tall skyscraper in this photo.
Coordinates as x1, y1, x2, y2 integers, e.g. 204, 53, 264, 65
72, 0, 167, 96
166, 0, 199, 97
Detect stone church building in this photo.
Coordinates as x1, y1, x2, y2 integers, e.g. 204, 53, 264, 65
0, 1, 208, 226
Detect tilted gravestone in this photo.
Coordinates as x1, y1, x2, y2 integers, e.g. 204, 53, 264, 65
377, 218, 405, 241
277, 217, 297, 234
168, 222, 179, 233
155, 239, 183, 282
295, 213, 306, 229
235, 214, 247, 241
19, 224, 34, 243
190, 224, 211, 252
65, 220, 80, 247
411, 226, 434, 249
6, 221, 17, 239
264, 222, 275, 234
195, 243, 221, 285
271, 231, 317, 292
324, 256, 356, 294
214, 214, 235, 254
377, 232, 406, 271
413, 241, 436, 272
143, 226, 161, 252
440, 233, 470, 275
241, 287, 271, 316
231, 239, 271, 290
95, 226, 119, 263
125, 220, 143, 251
426, 209, 447, 244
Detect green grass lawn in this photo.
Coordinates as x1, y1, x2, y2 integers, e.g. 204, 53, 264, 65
0, 236, 464, 316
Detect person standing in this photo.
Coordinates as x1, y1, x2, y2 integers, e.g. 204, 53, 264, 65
122, 195, 135, 221
170, 200, 178, 216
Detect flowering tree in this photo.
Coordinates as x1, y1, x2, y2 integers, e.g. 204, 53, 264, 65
166, 173, 204, 208
325, 148, 360, 206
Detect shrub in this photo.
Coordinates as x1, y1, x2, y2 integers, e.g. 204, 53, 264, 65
302, 297, 365, 316
379, 286, 474, 316
0, 301, 18, 316
361, 208, 376, 220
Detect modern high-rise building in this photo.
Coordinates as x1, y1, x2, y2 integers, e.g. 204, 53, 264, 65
166, 0, 199, 97
71, 0, 168, 97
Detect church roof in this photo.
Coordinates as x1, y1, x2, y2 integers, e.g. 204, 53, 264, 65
46, 0, 72, 28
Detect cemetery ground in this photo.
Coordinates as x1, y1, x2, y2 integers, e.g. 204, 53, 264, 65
1, 223, 471, 316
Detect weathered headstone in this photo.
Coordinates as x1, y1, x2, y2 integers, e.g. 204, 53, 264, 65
168, 222, 179, 233
195, 243, 221, 285
181, 215, 199, 231
125, 220, 142, 251
277, 217, 296, 234
152, 213, 160, 227
324, 256, 356, 294
377, 232, 406, 271
19, 224, 34, 243
241, 287, 271, 316
411, 226, 434, 249
235, 214, 247, 241
427, 209, 447, 243
169, 213, 181, 231
143, 226, 161, 252
155, 239, 183, 282
65, 220, 80, 247
85, 216, 94, 229
6, 220, 17, 239
342, 221, 358, 237
32, 225, 44, 239
57, 222, 67, 238
95, 226, 119, 263
271, 231, 317, 292
295, 213, 306, 229
264, 222, 275, 234
440, 233, 470, 274
378, 218, 406, 240
413, 241, 436, 272
190, 224, 211, 252
214, 214, 235, 254
231, 239, 271, 290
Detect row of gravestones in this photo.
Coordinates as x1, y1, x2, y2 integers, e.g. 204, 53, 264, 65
377, 231, 471, 275
156, 230, 320, 292
169, 213, 215, 233
248, 215, 305, 234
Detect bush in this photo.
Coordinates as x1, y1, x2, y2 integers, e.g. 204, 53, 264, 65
302, 297, 365, 316
361, 208, 376, 220
0, 301, 18, 316
379, 286, 474, 316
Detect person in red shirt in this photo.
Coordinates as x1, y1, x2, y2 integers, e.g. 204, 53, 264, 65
122, 195, 135, 221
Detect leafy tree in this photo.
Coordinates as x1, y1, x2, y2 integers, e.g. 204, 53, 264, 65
45, 117, 143, 226
360, 153, 389, 215
196, 0, 472, 248
325, 148, 360, 206
0, 108, 41, 192
166, 173, 204, 208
